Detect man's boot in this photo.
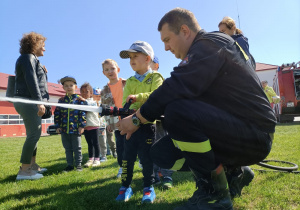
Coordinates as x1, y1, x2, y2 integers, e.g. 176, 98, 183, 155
226, 166, 254, 199
174, 164, 233, 210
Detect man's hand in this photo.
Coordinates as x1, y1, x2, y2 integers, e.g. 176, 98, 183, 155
79, 127, 85, 134
126, 95, 136, 103
37, 104, 45, 116
116, 115, 139, 140
56, 128, 62, 134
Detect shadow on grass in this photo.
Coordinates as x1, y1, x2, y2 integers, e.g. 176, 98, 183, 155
1, 174, 186, 210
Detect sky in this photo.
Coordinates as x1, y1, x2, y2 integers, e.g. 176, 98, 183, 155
0, 0, 299, 90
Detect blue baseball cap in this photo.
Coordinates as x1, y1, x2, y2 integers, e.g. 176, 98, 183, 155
120, 41, 154, 60
153, 56, 159, 64
60, 76, 77, 85
93, 88, 101, 95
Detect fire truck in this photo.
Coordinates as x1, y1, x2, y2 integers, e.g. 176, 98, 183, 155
273, 61, 300, 123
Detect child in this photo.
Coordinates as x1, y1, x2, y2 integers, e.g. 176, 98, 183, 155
116, 41, 164, 203
149, 55, 174, 189
100, 59, 126, 177
93, 87, 109, 163
80, 83, 101, 167
54, 76, 86, 172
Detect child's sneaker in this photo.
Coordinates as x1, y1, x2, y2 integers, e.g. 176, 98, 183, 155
142, 186, 156, 203
63, 165, 74, 172
162, 177, 173, 189
16, 167, 44, 180
84, 159, 94, 167
116, 167, 122, 178
116, 186, 133, 202
100, 157, 107, 162
153, 177, 161, 185
31, 163, 48, 174
92, 160, 100, 167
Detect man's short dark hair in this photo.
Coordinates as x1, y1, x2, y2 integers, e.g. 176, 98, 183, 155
158, 7, 201, 34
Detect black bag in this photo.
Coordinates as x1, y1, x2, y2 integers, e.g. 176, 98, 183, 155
42, 105, 52, 119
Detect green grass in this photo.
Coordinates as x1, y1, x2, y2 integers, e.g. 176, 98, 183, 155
0, 124, 299, 210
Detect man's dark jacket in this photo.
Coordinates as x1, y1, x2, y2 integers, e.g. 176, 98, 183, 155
141, 30, 276, 133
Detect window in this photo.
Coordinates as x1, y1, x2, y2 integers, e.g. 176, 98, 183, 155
9, 115, 20, 119
0, 115, 8, 119
0, 114, 53, 125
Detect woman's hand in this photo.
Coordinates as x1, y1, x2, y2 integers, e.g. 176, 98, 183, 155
43, 65, 48, 73
37, 104, 46, 116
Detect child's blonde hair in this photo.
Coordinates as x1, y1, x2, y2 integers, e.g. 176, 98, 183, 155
102, 59, 119, 70
218, 16, 243, 35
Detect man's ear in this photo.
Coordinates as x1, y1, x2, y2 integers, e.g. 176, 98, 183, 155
180, 24, 191, 37
117, 67, 120, 73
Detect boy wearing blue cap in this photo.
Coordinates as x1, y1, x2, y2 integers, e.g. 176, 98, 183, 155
149, 56, 174, 189
150, 56, 159, 71
93, 87, 110, 163
54, 76, 86, 172
115, 41, 164, 203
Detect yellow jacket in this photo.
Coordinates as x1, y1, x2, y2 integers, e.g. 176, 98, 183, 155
263, 85, 277, 103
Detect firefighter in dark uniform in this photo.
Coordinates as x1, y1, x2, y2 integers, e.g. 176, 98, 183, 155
117, 8, 276, 210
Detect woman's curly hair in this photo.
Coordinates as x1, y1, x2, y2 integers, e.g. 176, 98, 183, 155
19, 32, 47, 54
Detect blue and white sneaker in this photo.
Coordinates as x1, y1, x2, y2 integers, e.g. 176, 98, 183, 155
116, 186, 133, 202
142, 186, 156, 203
100, 157, 107, 162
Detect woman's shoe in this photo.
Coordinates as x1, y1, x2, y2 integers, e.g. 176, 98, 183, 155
16, 166, 44, 180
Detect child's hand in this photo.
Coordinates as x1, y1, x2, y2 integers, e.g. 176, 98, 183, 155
79, 127, 84, 134
77, 96, 86, 102
126, 95, 136, 103
106, 125, 112, 132
56, 128, 62, 134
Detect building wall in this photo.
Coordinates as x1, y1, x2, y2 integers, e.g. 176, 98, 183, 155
256, 69, 277, 87
0, 90, 58, 137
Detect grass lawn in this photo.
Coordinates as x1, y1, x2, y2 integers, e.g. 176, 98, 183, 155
0, 124, 299, 210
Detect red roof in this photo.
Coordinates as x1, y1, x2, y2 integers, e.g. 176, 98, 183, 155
255, 63, 278, 71
0, 72, 80, 96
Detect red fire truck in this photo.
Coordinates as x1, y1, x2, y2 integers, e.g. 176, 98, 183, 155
273, 61, 300, 123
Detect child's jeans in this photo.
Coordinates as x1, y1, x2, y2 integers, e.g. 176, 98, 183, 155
115, 130, 125, 167
61, 133, 82, 167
